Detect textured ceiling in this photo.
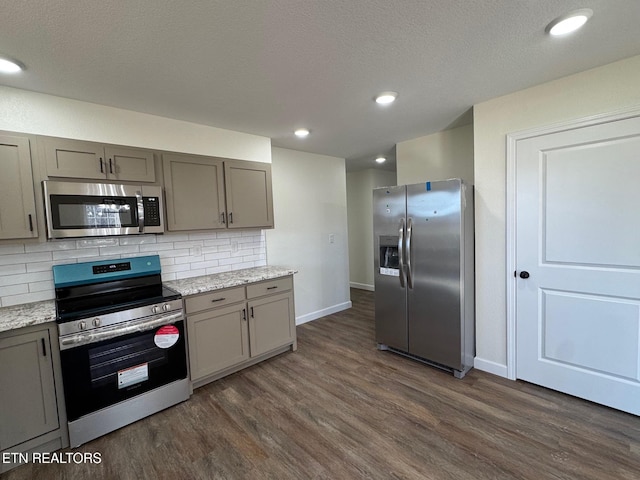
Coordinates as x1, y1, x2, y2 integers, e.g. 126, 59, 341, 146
1, 1, 639, 171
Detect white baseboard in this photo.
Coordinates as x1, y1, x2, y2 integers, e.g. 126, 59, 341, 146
474, 357, 508, 378
296, 301, 352, 325
350, 282, 374, 291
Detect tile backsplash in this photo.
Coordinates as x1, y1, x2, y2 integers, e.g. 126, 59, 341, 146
0, 230, 266, 307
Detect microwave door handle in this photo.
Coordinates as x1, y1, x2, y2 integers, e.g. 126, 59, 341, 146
136, 191, 144, 233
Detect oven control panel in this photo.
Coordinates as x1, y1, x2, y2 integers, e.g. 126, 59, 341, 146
93, 262, 131, 275
58, 298, 184, 337
152, 304, 173, 314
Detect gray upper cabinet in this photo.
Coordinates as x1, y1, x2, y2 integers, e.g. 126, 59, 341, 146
41, 137, 155, 182
224, 160, 274, 229
0, 134, 38, 239
163, 154, 226, 231
104, 146, 155, 182
0, 328, 59, 451
163, 154, 274, 232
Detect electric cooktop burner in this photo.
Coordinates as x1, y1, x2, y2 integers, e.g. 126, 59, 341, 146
53, 256, 181, 323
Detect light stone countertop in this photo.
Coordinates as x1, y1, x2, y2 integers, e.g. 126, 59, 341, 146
0, 266, 296, 335
0, 300, 57, 334
164, 265, 297, 297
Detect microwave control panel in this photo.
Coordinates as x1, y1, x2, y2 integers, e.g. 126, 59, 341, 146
143, 197, 161, 226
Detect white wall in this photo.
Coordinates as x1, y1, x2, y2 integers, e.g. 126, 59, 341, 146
267, 147, 351, 324
0, 86, 271, 162
396, 124, 474, 185
473, 54, 640, 377
347, 168, 396, 290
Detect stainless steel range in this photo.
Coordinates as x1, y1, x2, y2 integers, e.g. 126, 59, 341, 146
53, 255, 189, 448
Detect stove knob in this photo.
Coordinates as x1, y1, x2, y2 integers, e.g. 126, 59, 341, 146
162, 303, 171, 312
78, 321, 87, 331
93, 317, 101, 327
152, 305, 161, 314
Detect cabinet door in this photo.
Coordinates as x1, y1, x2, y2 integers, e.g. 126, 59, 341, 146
105, 146, 155, 182
163, 154, 226, 231
0, 330, 59, 450
0, 135, 38, 239
224, 160, 274, 229
248, 291, 295, 357
187, 303, 249, 380
42, 137, 106, 179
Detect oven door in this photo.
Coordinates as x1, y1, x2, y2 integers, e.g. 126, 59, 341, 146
43, 181, 144, 239
60, 318, 187, 422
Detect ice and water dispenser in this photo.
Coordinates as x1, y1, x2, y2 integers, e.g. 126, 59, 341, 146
379, 235, 400, 276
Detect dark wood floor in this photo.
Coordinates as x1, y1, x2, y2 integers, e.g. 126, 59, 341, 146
4, 289, 640, 479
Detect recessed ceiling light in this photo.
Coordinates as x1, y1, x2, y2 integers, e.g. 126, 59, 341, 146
375, 157, 386, 164
375, 92, 398, 105
294, 128, 310, 138
546, 9, 593, 36
0, 57, 24, 74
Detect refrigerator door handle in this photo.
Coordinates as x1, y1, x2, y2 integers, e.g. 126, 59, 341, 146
398, 218, 405, 288
406, 217, 413, 289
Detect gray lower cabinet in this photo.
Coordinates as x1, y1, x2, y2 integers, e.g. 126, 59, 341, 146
0, 323, 68, 474
186, 287, 249, 380
186, 276, 296, 389
0, 134, 38, 239
247, 287, 295, 357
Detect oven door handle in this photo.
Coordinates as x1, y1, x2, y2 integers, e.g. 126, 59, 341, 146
136, 191, 144, 233
59, 312, 183, 350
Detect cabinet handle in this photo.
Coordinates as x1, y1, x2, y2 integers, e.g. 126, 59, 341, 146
211, 297, 226, 303
242, 308, 247, 321
229, 212, 233, 224
99, 158, 104, 173
109, 158, 114, 174
28, 214, 33, 232
267, 286, 278, 290
41, 338, 47, 357
250, 306, 254, 318
221, 212, 226, 224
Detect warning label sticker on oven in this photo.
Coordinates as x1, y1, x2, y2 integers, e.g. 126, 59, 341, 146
154, 325, 179, 349
118, 363, 149, 389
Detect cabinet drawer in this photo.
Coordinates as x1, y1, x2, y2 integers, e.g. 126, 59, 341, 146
185, 286, 245, 313
246, 276, 293, 299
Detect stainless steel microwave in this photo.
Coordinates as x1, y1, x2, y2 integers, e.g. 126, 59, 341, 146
43, 181, 165, 239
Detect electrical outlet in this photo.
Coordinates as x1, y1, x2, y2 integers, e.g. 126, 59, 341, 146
329, 234, 335, 244
191, 245, 202, 257
231, 241, 239, 252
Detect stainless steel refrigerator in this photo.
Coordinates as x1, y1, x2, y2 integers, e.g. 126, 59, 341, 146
373, 179, 475, 378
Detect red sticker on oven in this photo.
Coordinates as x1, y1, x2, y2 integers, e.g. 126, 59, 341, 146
154, 325, 179, 348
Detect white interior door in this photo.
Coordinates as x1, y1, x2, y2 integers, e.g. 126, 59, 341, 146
515, 114, 640, 415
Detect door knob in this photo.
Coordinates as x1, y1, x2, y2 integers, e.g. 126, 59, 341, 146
519, 271, 530, 279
